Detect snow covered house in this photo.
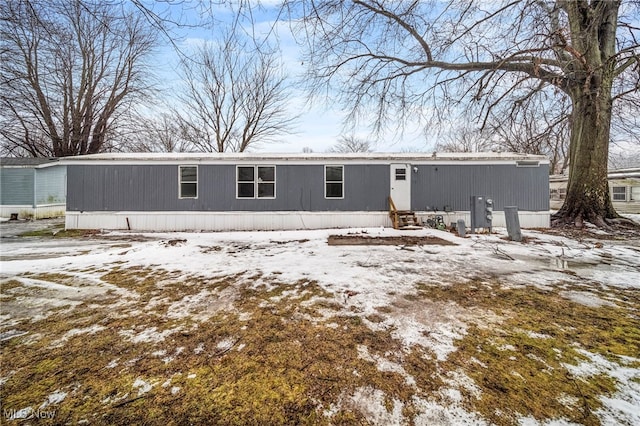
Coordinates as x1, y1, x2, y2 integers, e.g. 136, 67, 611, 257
0, 157, 66, 219
61, 152, 550, 231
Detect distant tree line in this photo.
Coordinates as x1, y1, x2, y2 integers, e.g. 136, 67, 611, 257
0, 0, 296, 156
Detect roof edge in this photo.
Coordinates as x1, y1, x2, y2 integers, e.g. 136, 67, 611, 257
59, 152, 549, 163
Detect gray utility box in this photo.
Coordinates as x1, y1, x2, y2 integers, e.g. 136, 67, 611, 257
470, 195, 493, 232
504, 206, 522, 242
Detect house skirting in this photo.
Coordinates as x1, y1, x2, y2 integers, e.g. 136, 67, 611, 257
612, 201, 640, 214
551, 200, 640, 214
1, 204, 66, 220
65, 210, 550, 231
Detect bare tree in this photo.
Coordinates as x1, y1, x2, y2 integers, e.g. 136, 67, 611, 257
290, 0, 640, 228
434, 124, 496, 153
434, 116, 568, 175
0, 0, 159, 157
124, 113, 191, 153
609, 148, 640, 170
328, 135, 374, 153
437, 91, 570, 174
175, 28, 297, 153
486, 96, 571, 174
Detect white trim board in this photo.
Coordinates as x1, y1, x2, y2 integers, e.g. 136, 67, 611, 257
59, 152, 549, 166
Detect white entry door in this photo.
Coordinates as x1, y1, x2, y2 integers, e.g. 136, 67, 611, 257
390, 164, 411, 210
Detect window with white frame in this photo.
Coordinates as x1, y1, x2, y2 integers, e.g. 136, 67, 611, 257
237, 165, 275, 198
612, 186, 627, 201
325, 165, 344, 198
257, 166, 275, 198
631, 186, 640, 201
179, 166, 197, 198
559, 188, 566, 199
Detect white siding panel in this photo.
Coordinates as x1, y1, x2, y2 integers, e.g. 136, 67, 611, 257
34, 205, 65, 219
35, 166, 66, 205
65, 211, 391, 231
612, 201, 640, 214
1, 205, 31, 219
66, 210, 550, 231
1, 204, 65, 219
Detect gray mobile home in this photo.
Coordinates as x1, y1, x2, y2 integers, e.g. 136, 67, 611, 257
0, 157, 66, 219
62, 152, 550, 231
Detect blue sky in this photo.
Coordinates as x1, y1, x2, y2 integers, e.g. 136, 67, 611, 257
142, 1, 638, 162
144, 1, 431, 153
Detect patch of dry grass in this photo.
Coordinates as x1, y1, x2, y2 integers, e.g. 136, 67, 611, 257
1, 271, 423, 425
26, 273, 79, 283
416, 280, 639, 425
18, 227, 96, 238
1, 267, 638, 425
1, 280, 24, 291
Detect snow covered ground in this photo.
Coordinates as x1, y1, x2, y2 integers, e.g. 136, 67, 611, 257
1, 217, 639, 424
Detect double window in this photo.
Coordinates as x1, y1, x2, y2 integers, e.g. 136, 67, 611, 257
612, 186, 627, 202
179, 166, 197, 199
325, 165, 344, 198
237, 166, 276, 198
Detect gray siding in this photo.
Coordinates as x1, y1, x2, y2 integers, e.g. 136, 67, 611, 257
36, 166, 66, 204
411, 164, 550, 211
67, 162, 549, 213
67, 164, 389, 212
0, 168, 34, 205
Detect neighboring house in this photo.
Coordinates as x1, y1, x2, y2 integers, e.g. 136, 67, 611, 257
61, 152, 550, 231
550, 167, 640, 213
0, 157, 66, 219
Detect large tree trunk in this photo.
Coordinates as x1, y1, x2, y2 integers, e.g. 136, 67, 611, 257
553, 89, 618, 228
550, 1, 632, 229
